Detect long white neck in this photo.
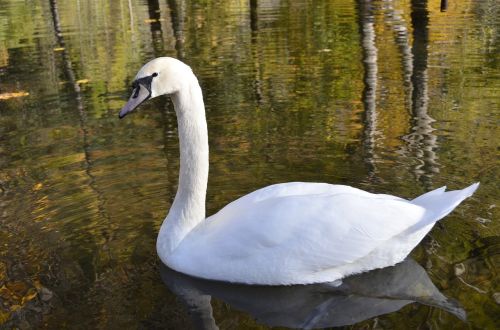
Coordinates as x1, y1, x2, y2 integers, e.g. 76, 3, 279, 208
157, 76, 209, 260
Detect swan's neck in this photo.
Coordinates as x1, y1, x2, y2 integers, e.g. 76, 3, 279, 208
157, 78, 209, 259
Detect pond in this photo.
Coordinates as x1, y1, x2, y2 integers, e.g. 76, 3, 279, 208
0, 0, 498, 328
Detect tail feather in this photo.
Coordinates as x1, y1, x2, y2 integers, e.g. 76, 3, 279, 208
411, 183, 479, 225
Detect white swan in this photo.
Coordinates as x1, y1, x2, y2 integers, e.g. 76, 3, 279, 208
119, 57, 479, 285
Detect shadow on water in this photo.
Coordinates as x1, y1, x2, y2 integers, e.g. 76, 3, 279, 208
160, 258, 465, 329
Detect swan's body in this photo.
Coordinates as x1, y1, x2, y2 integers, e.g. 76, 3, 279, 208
119, 57, 479, 285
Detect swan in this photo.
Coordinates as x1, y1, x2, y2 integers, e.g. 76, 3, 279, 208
119, 57, 479, 285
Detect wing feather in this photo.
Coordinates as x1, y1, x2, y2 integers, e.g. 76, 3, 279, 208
168, 183, 426, 284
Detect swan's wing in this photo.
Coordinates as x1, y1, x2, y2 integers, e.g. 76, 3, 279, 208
223, 182, 406, 205
168, 183, 426, 284
206, 182, 406, 223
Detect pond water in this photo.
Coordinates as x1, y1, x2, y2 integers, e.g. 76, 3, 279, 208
0, 0, 498, 328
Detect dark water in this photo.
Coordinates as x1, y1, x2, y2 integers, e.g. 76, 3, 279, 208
0, 0, 498, 328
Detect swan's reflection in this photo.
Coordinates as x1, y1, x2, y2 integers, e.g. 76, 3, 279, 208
160, 258, 465, 329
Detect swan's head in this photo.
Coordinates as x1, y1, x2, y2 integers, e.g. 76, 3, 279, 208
119, 57, 194, 119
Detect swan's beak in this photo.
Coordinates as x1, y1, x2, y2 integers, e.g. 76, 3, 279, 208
119, 84, 151, 119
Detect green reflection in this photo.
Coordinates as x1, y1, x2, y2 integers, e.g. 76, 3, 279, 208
0, 0, 498, 328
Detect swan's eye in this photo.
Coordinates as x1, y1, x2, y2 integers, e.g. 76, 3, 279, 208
132, 85, 140, 99
152, 72, 158, 77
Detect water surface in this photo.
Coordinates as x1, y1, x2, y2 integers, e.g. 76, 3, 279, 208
0, 0, 498, 328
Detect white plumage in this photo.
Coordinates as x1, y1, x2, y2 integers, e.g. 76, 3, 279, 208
166, 182, 478, 284
119, 57, 479, 285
